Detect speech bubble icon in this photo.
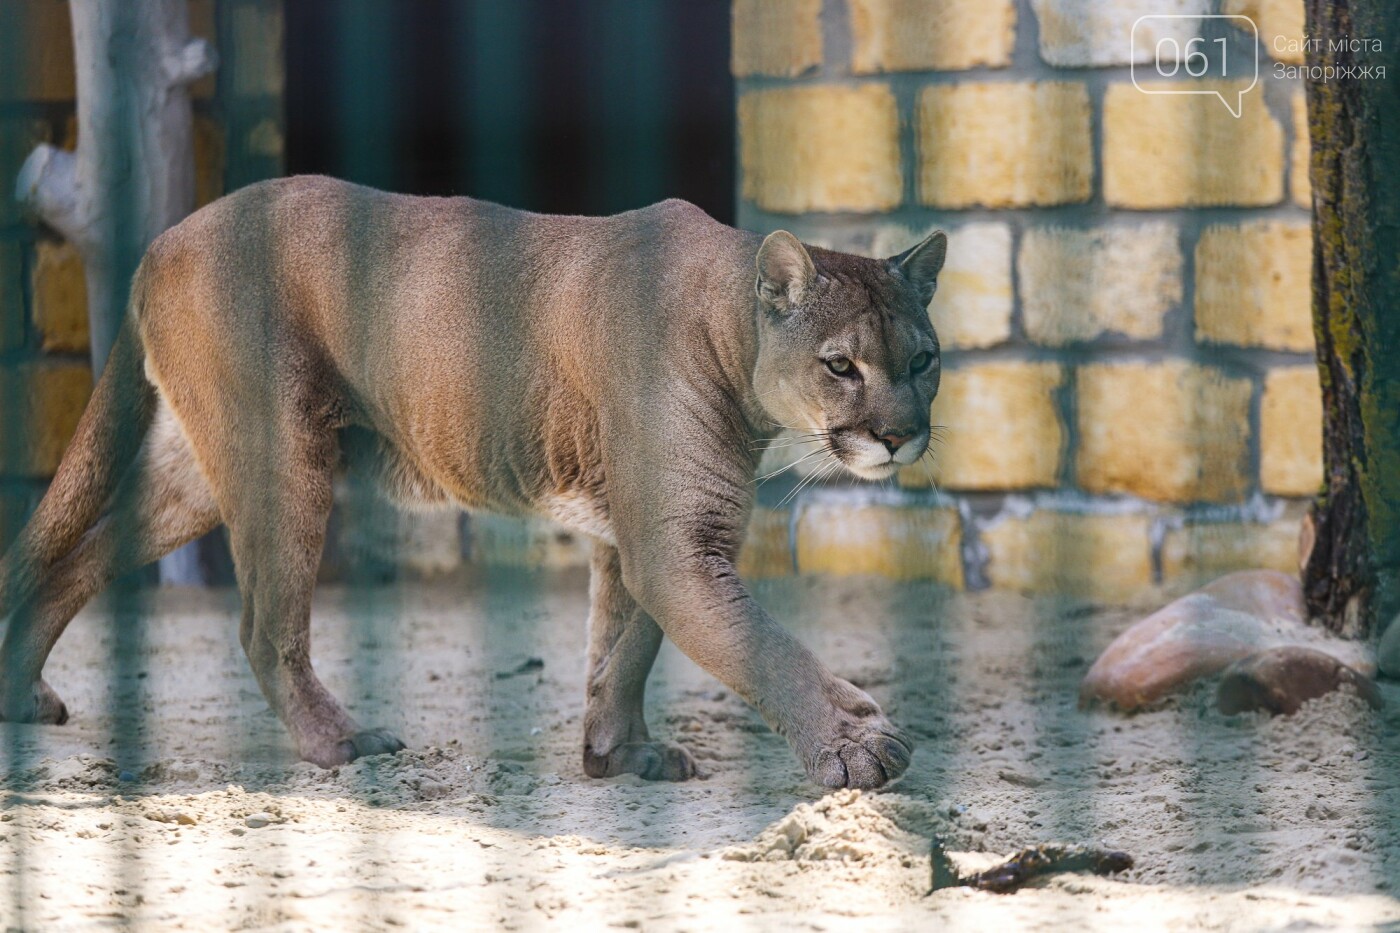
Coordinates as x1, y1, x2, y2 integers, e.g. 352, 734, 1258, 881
1130, 15, 1259, 118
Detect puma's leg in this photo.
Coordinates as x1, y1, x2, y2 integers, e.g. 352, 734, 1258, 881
222, 426, 403, 768
0, 402, 220, 724
582, 543, 696, 781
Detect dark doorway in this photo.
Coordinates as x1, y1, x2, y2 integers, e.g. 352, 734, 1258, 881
285, 0, 736, 223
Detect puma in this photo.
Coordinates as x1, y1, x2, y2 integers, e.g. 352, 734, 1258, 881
0, 176, 946, 789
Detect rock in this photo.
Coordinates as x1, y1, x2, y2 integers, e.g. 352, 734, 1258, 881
1217, 647, 1383, 716
243, 812, 274, 829
1081, 570, 1374, 710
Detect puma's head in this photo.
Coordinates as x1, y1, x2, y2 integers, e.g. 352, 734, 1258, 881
752, 229, 946, 481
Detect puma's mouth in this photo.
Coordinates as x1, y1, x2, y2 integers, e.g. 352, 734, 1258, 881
846, 460, 901, 481
831, 428, 929, 480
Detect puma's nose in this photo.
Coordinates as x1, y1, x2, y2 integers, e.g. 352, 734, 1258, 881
875, 429, 916, 453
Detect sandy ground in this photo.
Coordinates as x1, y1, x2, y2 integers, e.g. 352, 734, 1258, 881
4, 569, 1400, 931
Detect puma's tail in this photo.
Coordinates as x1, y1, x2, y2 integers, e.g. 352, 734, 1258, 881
0, 263, 158, 618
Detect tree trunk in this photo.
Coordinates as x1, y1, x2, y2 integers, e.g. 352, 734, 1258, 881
1301, 0, 1400, 645
15, 0, 215, 374
13, 0, 215, 584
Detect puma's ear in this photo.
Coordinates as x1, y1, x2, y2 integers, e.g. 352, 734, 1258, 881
888, 230, 947, 307
755, 230, 817, 313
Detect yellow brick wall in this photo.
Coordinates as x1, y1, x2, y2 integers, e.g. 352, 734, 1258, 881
735, 0, 1319, 597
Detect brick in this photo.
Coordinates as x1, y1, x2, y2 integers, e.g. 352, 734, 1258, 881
919, 82, 1093, 209
731, 0, 822, 77
0, 1, 215, 101
0, 241, 25, 353
228, 1, 283, 97
1224, 0, 1306, 64
871, 223, 1012, 350
31, 240, 88, 354
740, 85, 902, 214
795, 503, 962, 587
1031, 0, 1210, 67
246, 117, 285, 159
1291, 92, 1310, 208
188, 0, 217, 48
1103, 82, 1284, 208
1261, 366, 1323, 496
1195, 220, 1312, 352
849, 0, 1015, 73
0, 0, 76, 102
1018, 223, 1182, 346
467, 515, 590, 570
1161, 518, 1302, 586
738, 507, 793, 579
1076, 361, 1252, 503
188, 0, 218, 100
194, 114, 226, 208
0, 361, 93, 477
901, 362, 1064, 491
981, 510, 1153, 601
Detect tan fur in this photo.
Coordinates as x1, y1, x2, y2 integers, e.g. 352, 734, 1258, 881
0, 177, 946, 787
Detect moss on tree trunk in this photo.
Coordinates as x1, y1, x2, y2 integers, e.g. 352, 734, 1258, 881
1302, 0, 1400, 635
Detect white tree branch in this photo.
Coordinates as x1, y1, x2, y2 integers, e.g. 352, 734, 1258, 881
15, 144, 85, 249
162, 36, 218, 87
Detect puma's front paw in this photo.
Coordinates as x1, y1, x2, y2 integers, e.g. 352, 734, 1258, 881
584, 740, 698, 782
801, 683, 913, 789
0, 679, 69, 725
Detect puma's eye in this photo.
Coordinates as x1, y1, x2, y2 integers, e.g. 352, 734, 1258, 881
910, 351, 935, 375
825, 356, 855, 377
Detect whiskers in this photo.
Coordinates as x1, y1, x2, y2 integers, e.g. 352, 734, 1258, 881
777, 455, 844, 507
912, 423, 947, 494
751, 424, 843, 507
753, 444, 830, 484
750, 430, 831, 453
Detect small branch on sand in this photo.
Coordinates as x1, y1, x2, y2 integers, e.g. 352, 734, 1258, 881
928, 837, 1134, 894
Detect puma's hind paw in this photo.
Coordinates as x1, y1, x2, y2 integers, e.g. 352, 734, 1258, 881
336, 728, 407, 763
583, 739, 699, 782
0, 679, 69, 725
